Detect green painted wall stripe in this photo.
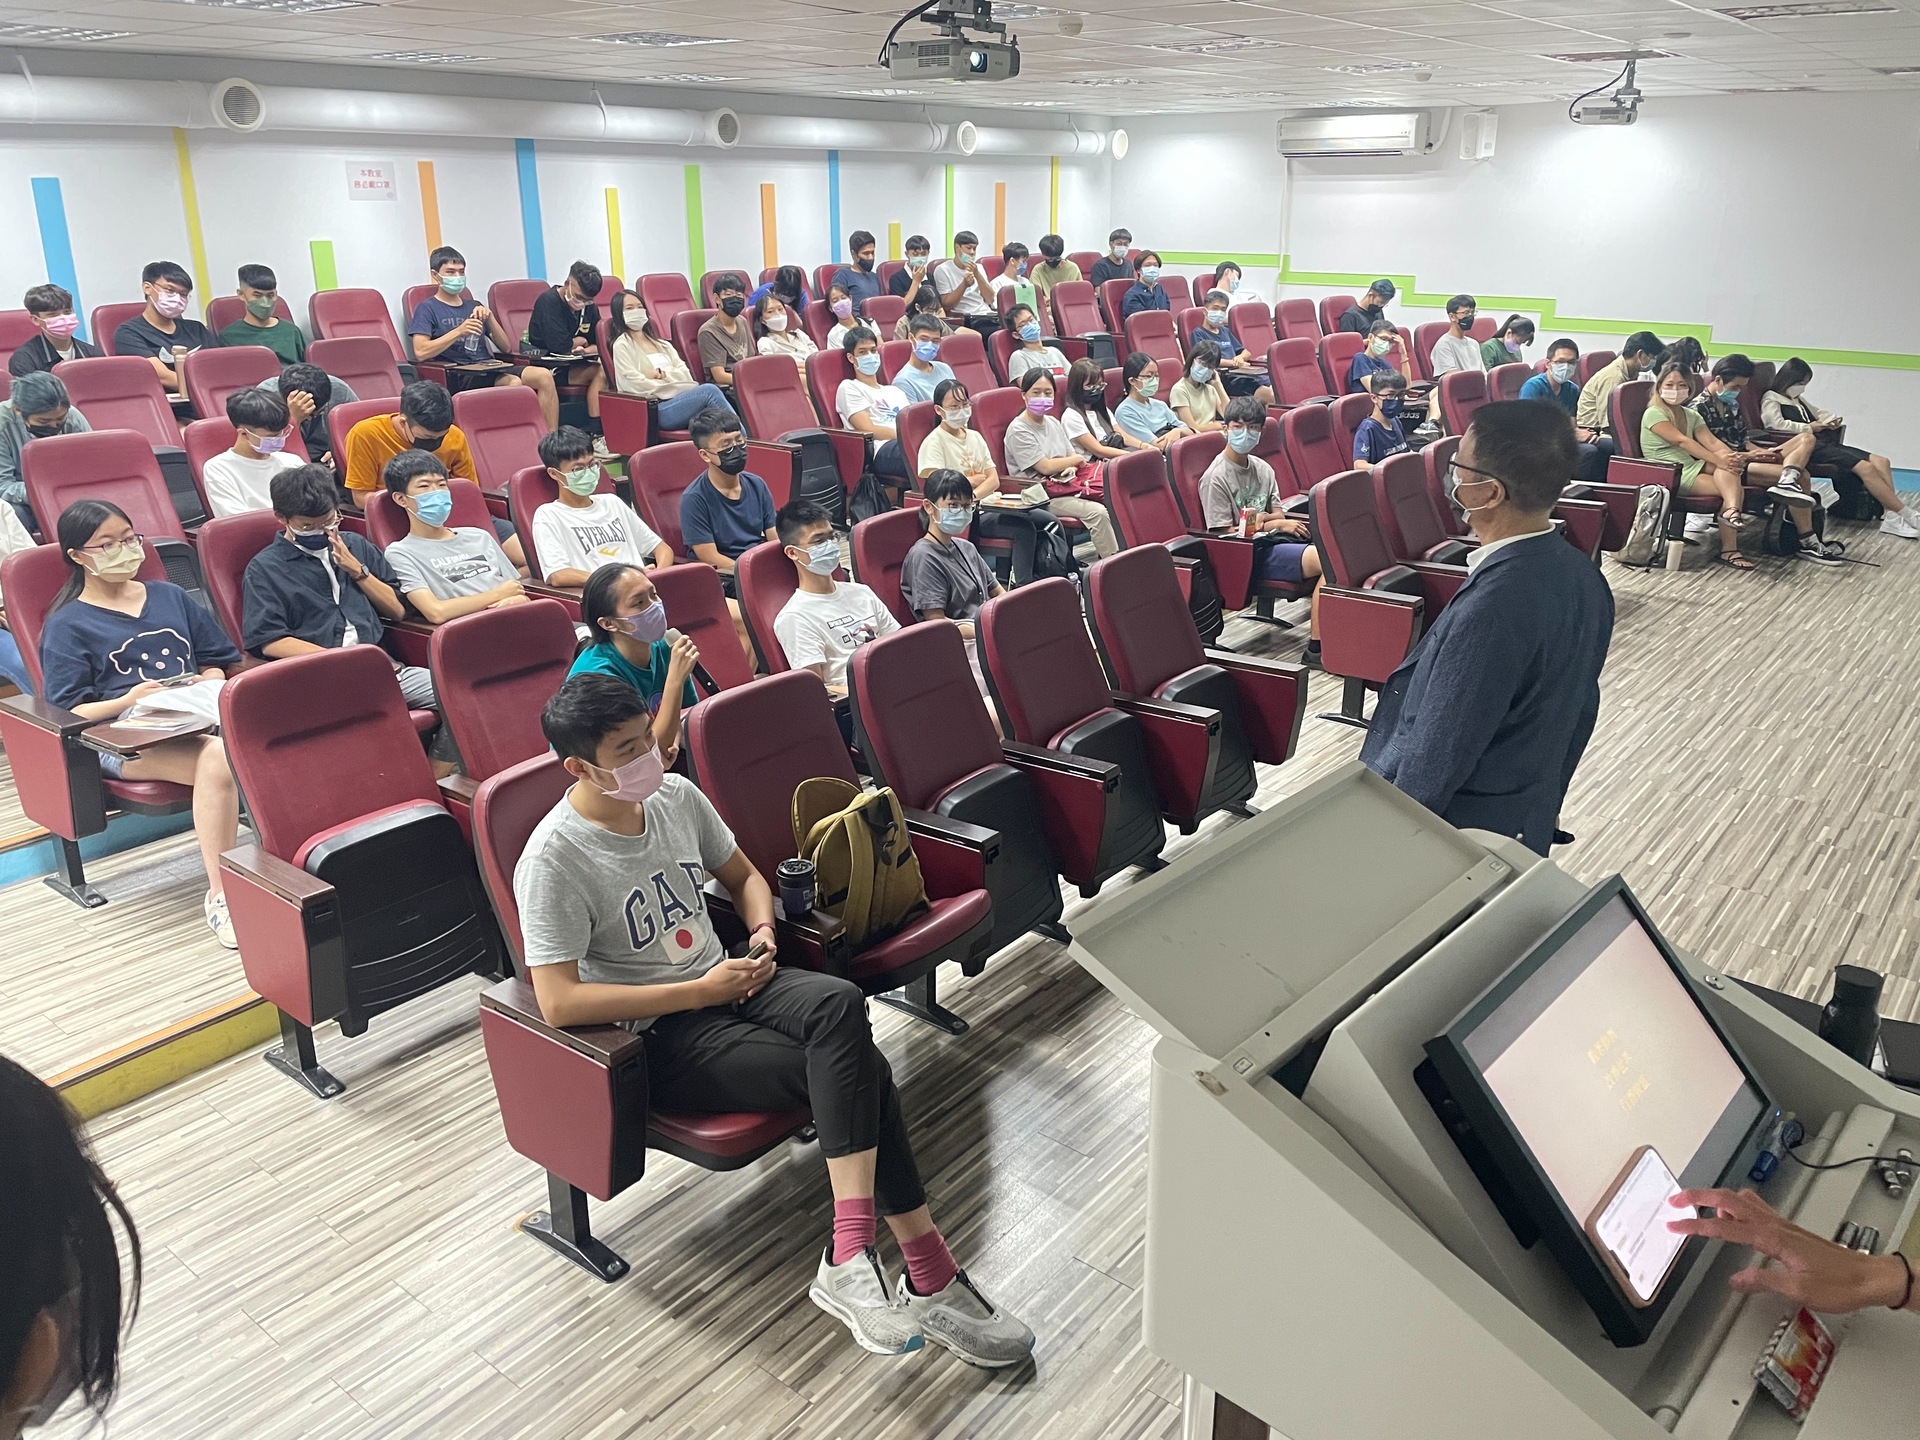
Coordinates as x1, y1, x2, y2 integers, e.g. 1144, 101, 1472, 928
683, 164, 706, 281
308, 239, 338, 292
1152, 252, 1920, 373
943, 164, 955, 250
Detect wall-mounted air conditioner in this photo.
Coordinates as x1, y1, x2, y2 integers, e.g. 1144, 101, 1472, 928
1276, 111, 1430, 158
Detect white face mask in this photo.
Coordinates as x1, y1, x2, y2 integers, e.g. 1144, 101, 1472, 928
943, 406, 972, 430
1785, 384, 1807, 399
624, 307, 646, 329
765, 311, 789, 333
1660, 387, 1690, 405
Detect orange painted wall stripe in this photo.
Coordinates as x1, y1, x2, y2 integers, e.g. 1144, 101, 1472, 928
993, 182, 1007, 252
760, 183, 778, 269
417, 160, 442, 252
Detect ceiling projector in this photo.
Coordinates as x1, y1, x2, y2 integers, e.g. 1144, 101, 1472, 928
883, 1, 1021, 82
1570, 58, 1643, 126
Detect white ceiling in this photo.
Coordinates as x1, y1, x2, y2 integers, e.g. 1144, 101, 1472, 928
2, 0, 1919, 113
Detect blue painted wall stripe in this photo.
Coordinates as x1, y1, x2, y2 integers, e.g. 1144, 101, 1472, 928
827, 149, 841, 265
513, 138, 547, 279
30, 177, 83, 340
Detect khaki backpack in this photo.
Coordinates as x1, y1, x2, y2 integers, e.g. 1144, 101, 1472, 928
791, 777, 929, 947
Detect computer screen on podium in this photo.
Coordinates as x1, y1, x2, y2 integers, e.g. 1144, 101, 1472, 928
1425, 875, 1773, 1346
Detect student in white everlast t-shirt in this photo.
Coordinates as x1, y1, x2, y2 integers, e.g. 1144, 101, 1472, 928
528, 426, 671, 587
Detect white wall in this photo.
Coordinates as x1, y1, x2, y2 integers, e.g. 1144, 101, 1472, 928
1115, 92, 1920, 449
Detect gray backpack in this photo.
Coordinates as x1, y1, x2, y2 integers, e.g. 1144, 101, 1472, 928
1615, 485, 1669, 567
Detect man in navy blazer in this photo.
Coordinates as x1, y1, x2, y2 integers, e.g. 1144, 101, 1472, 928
1360, 401, 1614, 855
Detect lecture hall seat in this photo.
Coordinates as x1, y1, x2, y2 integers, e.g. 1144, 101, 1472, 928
205, 295, 296, 336
307, 336, 405, 403
50, 355, 198, 524
219, 645, 507, 1097
1307, 467, 1434, 726
685, 668, 999, 1034
180, 344, 281, 422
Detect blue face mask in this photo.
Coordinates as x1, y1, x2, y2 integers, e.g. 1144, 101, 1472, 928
1205, 310, 1227, 328
913, 340, 940, 362
855, 352, 881, 376
1381, 397, 1405, 419
1549, 361, 1576, 383
935, 505, 973, 535
1719, 387, 1741, 406
410, 488, 454, 526
1225, 426, 1257, 455
1191, 364, 1214, 384
1140, 266, 1161, 284
1018, 321, 1042, 344
1012, 260, 1026, 277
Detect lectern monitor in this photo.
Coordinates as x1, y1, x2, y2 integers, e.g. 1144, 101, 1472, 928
1424, 875, 1773, 1346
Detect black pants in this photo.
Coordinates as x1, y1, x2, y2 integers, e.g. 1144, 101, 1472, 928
973, 506, 1063, 585
1573, 436, 1616, 482
644, 967, 928, 1215
871, 438, 911, 486
957, 314, 1002, 339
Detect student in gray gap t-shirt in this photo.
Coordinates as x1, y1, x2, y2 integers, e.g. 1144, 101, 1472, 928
384, 527, 519, 602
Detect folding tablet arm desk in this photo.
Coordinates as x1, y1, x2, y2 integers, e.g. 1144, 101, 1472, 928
1070, 763, 1920, 1440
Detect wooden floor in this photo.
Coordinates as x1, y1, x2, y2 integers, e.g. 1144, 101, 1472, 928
28, 513, 1920, 1440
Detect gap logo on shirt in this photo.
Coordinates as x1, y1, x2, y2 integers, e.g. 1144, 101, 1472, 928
107, 627, 195, 680
623, 862, 711, 957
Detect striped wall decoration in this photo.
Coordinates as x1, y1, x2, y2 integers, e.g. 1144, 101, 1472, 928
604, 187, 624, 279
308, 239, 338, 292
513, 138, 546, 278
1049, 156, 1060, 236
170, 128, 212, 300
887, 221, 902, 261
684, 165, 707, 280
416, 160, 442, 252
993, 181, 1006, 252
29, 177, 82, 338
760, 182, 778, 269
827, 149, 841, 261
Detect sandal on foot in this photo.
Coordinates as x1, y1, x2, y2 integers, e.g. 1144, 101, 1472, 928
1720, 510, 1753, 528
1718, 550, 1757, 571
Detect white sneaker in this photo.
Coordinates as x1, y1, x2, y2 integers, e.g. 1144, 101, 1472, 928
809, 1248, 923, 1356
896, 1269, 1035, 1369
204, 890, 237, 949
591, 435, 614, 460
1880, 507, 1920, 539
1811, 479, 1841, 510
1683, 513, 1715, 538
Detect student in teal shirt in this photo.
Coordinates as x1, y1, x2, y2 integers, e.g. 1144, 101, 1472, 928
567, 562, 700, 762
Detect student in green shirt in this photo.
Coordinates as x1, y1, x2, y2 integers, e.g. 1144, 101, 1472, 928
1479, 315, 1534, 370
566, 561, 700, 762
216, 264, 307, 365
1641, 360, 1777, 572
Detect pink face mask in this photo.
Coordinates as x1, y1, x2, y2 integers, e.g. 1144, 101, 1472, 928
42, 313, 80, 338
151, 290, 189, 319
831, 298, 854, 321
588, 748, 665, 803
1026, 397, 1053, 416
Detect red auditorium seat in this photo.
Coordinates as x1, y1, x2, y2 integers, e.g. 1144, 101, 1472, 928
485, 280, 548, 358
51, 356, 198, 523
1438, 369, 1491, 435
848, 621, 1129, 930
806, 348, 854, 427
650, 562, 755, 694
475, 748, 812, 1281
1330, 392, 1373, 462
1274, 298, 1320, 341
1124, 311, 1183, 372
801, 299, 833, 352
1373, 451, 1472, 566
1488, 362, 1530, 403
1411, 322, 1452, 382
181, 344, 280, 421
879, 339, 912, 383
196, 508, 281, 644
1579, 350, 1615, 384
1308, 467, 1434, 725
0, 309, 43, 384
595, 317, 691, 457
1317, 294, 1357, 337
219, 645, 506, 1096
811, 264, 840, 302
975, 578, 1170, 865
936, 329, 997, 397
307, 336, 405, 402
1319, 332, 1365, 396
731, 355, 867, 515
183, 416, 309, 520
1097, 278, 1133, 333
685, 668, 998, 1033
452, 383, 544, 498
1267, 339, 1335, 410
667, 307, 713, 381
848, 508, 923, 626
89, 303, 150, 357
308, 288, 411, 369
0, 543, 193, 906
1084, 545, 1307, 820
636, 273, 696, 344
1067, 250, 1101, 276
1049, 281, 1118, 367
628, 440, 797, 561
21, 431, 205, 604
205, 295, 296, 336
1282, 402, 1351, 490
860, 294, 906, 336
1607, 378, 1726, 571
362, 476, 495, 551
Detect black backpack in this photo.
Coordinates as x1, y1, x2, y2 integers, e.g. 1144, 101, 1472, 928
1027, 513, 1079, 581
787, 431, 848, 528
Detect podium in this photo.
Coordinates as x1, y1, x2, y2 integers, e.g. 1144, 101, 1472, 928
1068, 762, 1920, 1439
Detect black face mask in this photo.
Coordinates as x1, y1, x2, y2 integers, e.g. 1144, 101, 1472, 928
719, 295, 746, 317
1078, 386, 1106, 407
715, 443, 749, 476
855, 256, 874, 272
412, 432, 446, 453
25, 421, 64, 438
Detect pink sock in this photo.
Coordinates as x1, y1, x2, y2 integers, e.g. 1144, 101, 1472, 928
900, 1227, 959, 1297
830, 1197, 877, 1266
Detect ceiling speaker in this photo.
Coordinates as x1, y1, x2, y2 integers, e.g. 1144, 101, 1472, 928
707, 108, 740, 148
210, 77, 266, 133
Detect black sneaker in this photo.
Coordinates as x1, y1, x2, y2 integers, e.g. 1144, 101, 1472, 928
1796, 537, 1845, 567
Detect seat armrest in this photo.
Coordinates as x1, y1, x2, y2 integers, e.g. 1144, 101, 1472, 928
1000, 740, 1118, 889
703, 878, 851, 977
479, 976, 646, 1068
438, 773, 479, 808
1109, 691, 1221, 829
220, 842, 330, 904
1317, 586, 1422, 686
1562, 482, 1639, 552
385, 616, 436, 669
1404, 561, 1471, 614
0, 692, 95, 738
219, 842, 341, 1025
1550, 497, 1607, 560
1201, 650, 1309, 766
901, 806, 998, 900
1606, 455, 1678, 489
